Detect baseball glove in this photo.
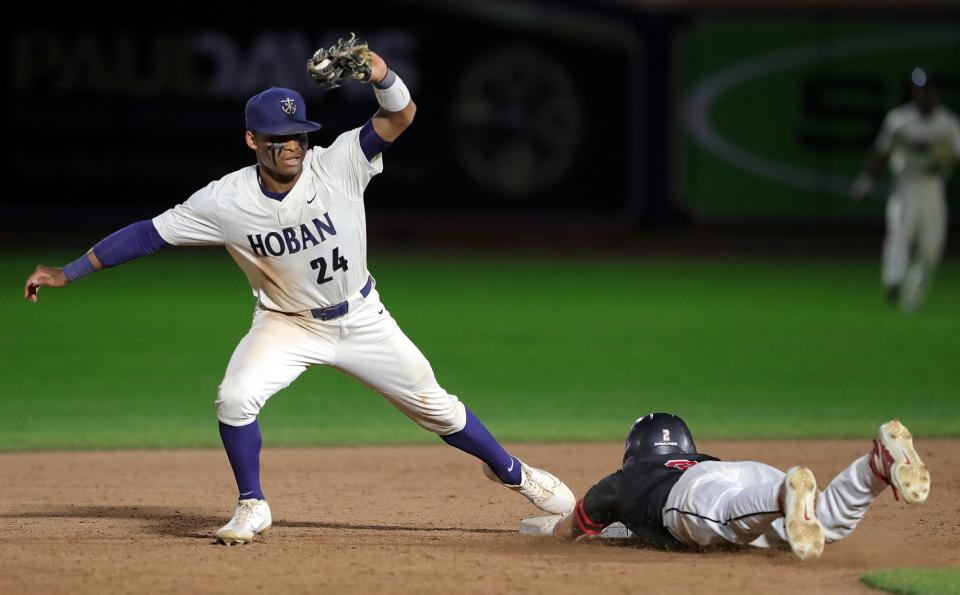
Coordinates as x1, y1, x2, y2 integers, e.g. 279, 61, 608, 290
306, 33, 373, 90
929, 139, 956, 172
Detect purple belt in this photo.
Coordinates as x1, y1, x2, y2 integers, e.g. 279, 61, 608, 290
310, 276, 374, 321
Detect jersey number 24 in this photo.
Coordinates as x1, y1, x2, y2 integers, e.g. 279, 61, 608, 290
310, 247, 349, 284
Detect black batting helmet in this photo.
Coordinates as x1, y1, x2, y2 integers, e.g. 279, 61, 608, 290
623, 412, 696, 464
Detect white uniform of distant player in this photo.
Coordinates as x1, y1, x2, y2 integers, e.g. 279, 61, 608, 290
152, 128, 467, 434
873, 99, 960, 310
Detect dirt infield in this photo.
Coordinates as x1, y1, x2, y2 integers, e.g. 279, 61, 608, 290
2, 439, 957, 595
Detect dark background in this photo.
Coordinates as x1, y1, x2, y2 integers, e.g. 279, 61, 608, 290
4, 0, 959, 251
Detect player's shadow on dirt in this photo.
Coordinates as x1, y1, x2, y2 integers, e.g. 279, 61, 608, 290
2, 505, 514, 540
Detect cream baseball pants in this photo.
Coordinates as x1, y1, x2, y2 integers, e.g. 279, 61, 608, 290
215, 286, 467, 435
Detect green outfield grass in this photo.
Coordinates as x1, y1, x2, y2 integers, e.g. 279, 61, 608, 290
2, 251, 959, 450
861, 568, 960, 595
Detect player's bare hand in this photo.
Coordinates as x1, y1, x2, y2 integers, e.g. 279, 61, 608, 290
24, 265, 68, 303
551, 512, 579, 542
369, 51, 388, 85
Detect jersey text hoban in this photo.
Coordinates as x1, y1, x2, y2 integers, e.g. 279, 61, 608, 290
246, 213, 337, 257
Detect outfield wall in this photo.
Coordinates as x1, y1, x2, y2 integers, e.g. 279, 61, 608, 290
3, 1, 958, 236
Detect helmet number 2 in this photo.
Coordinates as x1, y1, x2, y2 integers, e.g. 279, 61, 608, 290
310, 247, 349, 284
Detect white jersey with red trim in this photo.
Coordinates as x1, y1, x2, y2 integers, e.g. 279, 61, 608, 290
152, 126, 381, 312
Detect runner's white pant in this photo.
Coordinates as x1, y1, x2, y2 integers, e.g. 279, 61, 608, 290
883, 179, 947, 304
215, 286, 468, 434
662, 457, 886, 549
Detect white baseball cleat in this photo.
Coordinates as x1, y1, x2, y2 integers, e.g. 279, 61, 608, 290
782, 466, 824, 561
869, 419, 930, 504
215, 498, 272, 545
483, 460, 576, 514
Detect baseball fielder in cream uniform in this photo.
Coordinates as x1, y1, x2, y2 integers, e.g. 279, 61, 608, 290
852, 68, 960, 311
24, 44, 575, 545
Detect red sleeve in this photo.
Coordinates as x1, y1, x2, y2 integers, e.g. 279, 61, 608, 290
574, 498, 607, 536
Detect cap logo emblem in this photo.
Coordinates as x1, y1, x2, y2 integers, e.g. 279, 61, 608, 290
281, 97, 297, 115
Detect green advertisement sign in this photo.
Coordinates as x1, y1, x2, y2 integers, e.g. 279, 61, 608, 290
677, 20, 960, 221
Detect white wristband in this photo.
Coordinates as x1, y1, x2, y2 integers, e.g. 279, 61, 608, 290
373, 70, 411, 112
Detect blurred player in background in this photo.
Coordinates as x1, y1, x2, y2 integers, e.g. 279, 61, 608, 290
851, 68, 960, 312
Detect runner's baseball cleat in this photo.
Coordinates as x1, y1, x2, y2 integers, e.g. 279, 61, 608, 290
216, 499, 272, 545
869, 420, 930, 504
483, 460, 576, 514
782, 466, 824, 561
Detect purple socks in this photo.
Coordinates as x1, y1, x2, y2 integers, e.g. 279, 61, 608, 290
218, 421, 265, 501
219, 409, 519, 500
441, 408, 522, 485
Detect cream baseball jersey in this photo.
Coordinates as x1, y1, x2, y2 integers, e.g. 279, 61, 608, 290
153, 127, 382, 312
875, 105, 960, 180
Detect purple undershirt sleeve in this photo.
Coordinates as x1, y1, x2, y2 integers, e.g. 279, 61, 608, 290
359, 119, 392, 162
62, 253, 96, 281
64, 219, 170, 282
